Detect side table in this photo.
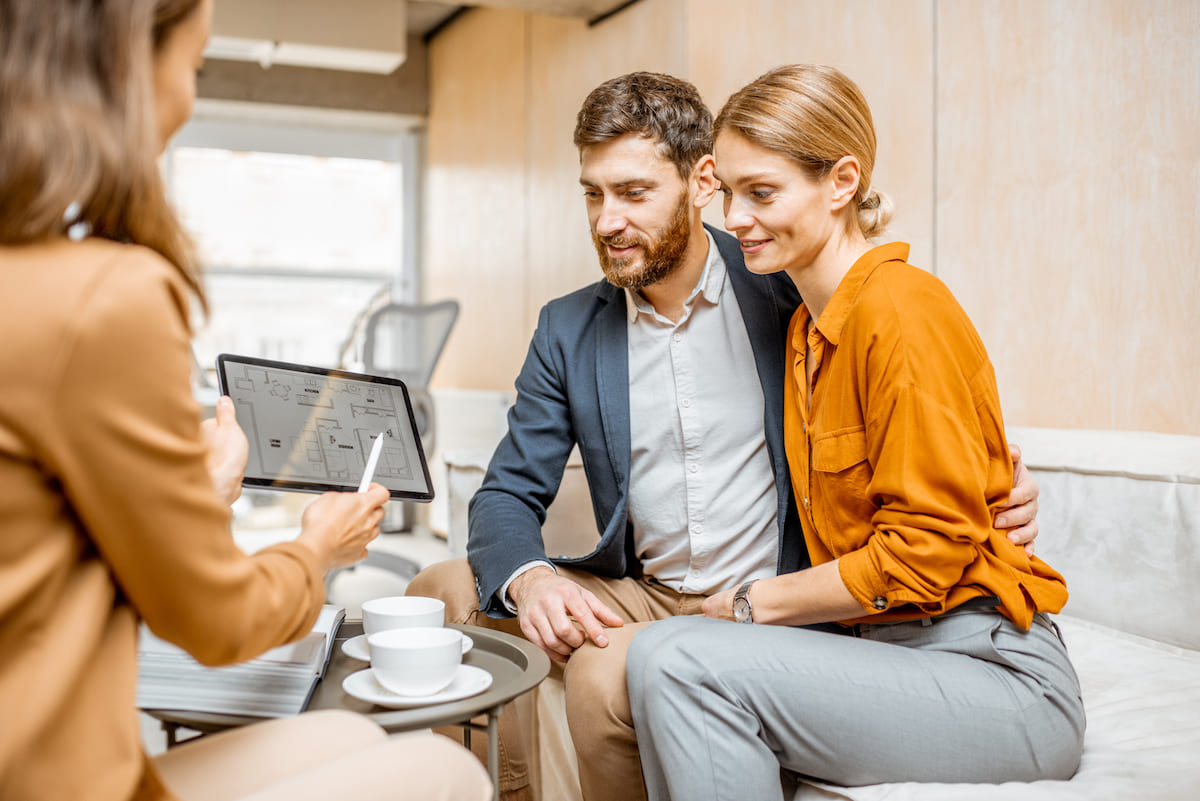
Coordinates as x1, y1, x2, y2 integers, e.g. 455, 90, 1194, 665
146, 622, 549, 801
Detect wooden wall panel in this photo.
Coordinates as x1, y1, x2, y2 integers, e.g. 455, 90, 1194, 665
686, 0, 935, 269
938, 0, 1200, 434
423, 8, 529, 390
423, 0, 1198, 434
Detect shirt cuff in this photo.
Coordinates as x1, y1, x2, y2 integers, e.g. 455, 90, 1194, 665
499, 560, 556, 614
837, 547, 895, 614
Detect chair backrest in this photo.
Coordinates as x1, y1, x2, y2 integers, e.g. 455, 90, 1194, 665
361, 300, 459, 388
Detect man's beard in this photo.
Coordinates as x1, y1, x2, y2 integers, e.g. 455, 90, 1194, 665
592, 193, 691, 290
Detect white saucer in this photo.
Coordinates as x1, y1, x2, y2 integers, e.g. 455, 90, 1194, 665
341, 632, 474, 662
342, 665, 493, 709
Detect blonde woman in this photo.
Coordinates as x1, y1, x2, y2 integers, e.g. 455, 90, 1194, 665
626, 65, 1085, 799
0, 1, 489, 799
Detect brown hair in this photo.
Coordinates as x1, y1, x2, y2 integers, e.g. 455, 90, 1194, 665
0, 0, 206, 312
574, 72, 713, 181
714, 64, 893, 238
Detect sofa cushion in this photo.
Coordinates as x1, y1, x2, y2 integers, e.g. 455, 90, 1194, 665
1006, 426, 1200, 650
793, 614, 1200, 801
443, 446, 599, 560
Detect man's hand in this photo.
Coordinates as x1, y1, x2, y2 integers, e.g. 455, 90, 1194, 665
995, 443, 1039, 556
508, 566, 624, 664
200, 395, 249, 507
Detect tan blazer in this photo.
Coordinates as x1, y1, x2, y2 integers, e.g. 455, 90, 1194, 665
0, 239, 326, 801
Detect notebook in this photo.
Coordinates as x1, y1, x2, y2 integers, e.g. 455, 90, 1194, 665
137, 605, 345, 718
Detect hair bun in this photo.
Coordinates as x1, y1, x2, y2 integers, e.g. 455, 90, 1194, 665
857, 187, 893, 239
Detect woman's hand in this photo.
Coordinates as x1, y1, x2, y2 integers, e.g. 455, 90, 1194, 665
702, 587, 737, 621
995, 443, 1040, 556
296, 484, 390, 573
200, 395, 249, 507
700, 563, 865, 627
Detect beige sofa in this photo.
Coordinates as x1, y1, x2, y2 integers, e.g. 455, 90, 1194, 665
445, 427, 1200, 800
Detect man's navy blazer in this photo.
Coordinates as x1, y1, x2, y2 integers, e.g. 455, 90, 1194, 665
467, 225, 809, 616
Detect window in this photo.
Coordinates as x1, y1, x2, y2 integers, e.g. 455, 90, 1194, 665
166, 103, 422, 532
166, 105, 422, 378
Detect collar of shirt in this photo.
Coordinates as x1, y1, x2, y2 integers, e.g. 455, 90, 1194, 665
624, 229, 725, 325
797, 242, 911, 351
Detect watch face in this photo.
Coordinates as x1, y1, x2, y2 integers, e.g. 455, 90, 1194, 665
733, 597, 751, 624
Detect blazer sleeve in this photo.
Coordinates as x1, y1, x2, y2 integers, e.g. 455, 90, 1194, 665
468, 302, 578, 616
39, 247, 325, 666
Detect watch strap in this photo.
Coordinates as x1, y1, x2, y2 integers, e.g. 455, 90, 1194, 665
733, 579, 757, 623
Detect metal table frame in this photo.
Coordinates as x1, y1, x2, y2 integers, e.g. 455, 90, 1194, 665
146, 622, 550, 801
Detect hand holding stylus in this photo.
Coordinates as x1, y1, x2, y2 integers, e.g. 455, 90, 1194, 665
294, 433, 389, 572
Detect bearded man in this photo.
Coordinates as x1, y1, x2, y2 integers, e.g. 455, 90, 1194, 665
407, 71, 1042, 801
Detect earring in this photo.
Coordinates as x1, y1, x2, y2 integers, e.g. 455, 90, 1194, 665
63, 201, 92, 242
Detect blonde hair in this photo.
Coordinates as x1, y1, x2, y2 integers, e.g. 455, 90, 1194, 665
714, 64, 893, 239
0, 0, 206, 312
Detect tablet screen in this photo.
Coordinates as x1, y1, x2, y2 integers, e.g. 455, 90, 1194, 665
215, 354, 433, 501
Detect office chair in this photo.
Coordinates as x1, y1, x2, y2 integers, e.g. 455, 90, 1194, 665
324, 299, 460, 602
360, 299, 460, 531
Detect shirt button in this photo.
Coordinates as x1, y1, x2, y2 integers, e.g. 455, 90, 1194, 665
872, 596, 889, 610
802, 497, 810, 510
681, 398, 691, 408
672, 333, 681, 343
688, 464, 699, 473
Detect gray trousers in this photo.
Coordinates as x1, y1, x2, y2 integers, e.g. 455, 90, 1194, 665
627, 608, 1085, 801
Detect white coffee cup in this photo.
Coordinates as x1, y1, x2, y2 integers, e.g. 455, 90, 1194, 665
368, 627, 463, 696
361, 596, 445, 636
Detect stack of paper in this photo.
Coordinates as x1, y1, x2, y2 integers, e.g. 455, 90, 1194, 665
137, 605, 345, 718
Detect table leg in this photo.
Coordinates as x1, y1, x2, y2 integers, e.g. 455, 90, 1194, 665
487, 705, 502, 801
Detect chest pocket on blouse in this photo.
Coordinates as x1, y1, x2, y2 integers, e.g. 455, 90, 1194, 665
810, 426, 874, 543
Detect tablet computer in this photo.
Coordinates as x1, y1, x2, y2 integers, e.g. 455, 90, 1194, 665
215, 354, 434, 501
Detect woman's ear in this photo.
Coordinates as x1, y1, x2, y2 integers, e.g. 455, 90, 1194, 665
691, 154, 719, 209
828, 156, 861, 212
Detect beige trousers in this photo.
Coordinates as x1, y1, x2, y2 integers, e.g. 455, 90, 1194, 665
154, 709, 491, 801
407, 559, 706, 801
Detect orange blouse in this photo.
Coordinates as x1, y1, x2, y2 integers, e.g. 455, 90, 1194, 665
784, 242, 1067, 628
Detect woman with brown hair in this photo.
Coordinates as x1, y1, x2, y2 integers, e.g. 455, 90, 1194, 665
0, 1, 489, 799
625, 64, 1085, 799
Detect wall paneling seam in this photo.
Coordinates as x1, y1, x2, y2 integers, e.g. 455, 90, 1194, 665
931, 0, 939, 277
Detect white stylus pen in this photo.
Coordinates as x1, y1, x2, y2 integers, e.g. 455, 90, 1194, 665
358, 433, 386, 493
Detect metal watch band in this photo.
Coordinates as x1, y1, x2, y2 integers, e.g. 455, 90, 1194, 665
733, 579, 758, 624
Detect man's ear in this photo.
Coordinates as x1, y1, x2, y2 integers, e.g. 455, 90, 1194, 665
691, 154, 719, 209
829, 156, 861, 212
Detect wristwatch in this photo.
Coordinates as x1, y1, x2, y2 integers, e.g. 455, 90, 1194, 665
732, 580, 758, 624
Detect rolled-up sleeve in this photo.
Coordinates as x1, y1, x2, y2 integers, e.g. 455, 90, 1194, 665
790, 251, 1060, 627
836, 370, 1010, 615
